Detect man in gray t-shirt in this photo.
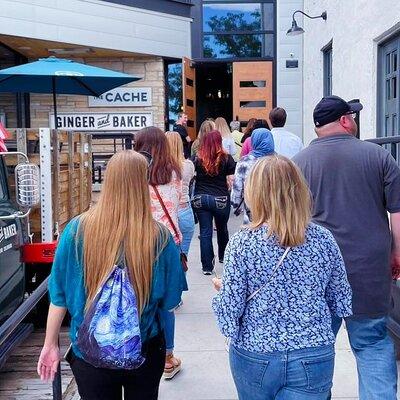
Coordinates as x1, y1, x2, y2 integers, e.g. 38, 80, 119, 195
293, 95, 400, 399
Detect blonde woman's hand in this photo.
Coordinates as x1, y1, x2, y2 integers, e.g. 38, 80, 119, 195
212, 277, 222, 291
37, 344, 60, 382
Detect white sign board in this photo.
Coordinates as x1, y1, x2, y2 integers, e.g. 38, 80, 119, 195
50, 112, 153, 131
88, 88, 152, 107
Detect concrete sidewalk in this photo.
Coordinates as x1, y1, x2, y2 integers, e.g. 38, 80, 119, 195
159, 217, 399, 400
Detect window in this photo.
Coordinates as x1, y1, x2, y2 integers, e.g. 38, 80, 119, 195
166, 62, 182, 131
378, 35, 400, 137
203, 33, 274, 58
203, 3, 262, 32
202, 1, 275, 59
0, 44, 29, 128
323, 43, 332, 96
0, 161, 6, 200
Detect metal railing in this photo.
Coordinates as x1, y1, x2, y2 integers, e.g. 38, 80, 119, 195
0, 276, 62, 399
91, 132, 134, 184
366, 135, 400, 163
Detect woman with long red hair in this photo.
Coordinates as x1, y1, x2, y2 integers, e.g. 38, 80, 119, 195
192, 130, 236, 274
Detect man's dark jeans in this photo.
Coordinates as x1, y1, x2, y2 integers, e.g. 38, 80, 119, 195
192, 194, 230, 272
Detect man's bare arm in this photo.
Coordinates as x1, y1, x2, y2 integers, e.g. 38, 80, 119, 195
390, 212, 400, 279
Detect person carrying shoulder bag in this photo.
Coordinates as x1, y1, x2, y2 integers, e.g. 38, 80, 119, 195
212, 155, 352, 400
37, 151, 186, 400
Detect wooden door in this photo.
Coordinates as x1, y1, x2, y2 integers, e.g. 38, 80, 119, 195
232, 61, 273, 124
182, 57, 197, 140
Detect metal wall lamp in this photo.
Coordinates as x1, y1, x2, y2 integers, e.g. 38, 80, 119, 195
286, 10, 327, 36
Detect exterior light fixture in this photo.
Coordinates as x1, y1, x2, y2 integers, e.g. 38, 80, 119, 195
286, 10, 327, 36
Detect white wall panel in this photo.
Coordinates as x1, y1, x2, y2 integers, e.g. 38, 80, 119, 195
0, 0, 191, 58
303, 0, 400, 143
276, 0, 304, 140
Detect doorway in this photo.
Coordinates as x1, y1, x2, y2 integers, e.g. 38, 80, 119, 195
182, 59, 274, 139
196, 62, 232, 130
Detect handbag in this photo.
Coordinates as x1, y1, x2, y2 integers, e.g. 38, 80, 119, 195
152, 185, 188, 272
188, 176, 198, 224
189, 157, 199, 224
224, 247, 291, 351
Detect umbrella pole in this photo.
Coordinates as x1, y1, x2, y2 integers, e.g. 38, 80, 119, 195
52, 76, 58, 130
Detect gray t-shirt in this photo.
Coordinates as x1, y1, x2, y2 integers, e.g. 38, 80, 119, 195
293, 134, 400, 317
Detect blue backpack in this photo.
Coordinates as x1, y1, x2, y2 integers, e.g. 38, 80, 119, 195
76, 255, 145, 370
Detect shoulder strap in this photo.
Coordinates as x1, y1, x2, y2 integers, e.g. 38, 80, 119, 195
246, 247, 291, 303
151, 185, 181, 242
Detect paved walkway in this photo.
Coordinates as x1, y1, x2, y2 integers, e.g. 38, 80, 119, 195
159, 217, 399, 400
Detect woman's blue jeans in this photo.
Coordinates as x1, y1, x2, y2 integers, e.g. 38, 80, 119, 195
192, 194, 230, 271
230, 344, 335, 400
178, 204, 195, 256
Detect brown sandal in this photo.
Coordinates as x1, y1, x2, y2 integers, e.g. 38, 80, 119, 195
163, 353, 181, 380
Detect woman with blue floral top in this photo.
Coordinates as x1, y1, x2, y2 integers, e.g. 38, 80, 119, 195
212, 155, 352, 400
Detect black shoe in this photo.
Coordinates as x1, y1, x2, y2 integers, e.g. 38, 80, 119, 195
202, 269, 213, 276
219, 259, 224, 263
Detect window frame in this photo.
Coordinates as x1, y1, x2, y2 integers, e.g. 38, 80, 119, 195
200, 0, 276, 61
0, 158, 8, 202
377, 34, 400, 138
322, 41, 333, 97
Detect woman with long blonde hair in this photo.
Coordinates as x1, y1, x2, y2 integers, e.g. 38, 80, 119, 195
215, 116, 236, 157
191, 119, 215, 157
38, 151, 185, 399
166, 131, 195, 257
212, 156, 352, 400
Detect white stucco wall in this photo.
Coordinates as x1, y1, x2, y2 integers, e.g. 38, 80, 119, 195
303, 0, 400, 144
276, 0, 304, 140
0, 0, 191, 58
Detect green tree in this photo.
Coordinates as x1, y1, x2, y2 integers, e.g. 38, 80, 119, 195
204, 11, 262, 58
168, 64, 182, 119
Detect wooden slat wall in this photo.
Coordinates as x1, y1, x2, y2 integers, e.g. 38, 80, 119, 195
182, 57, 197, 140
232, 61, 274, 124
4, 129, 92, 242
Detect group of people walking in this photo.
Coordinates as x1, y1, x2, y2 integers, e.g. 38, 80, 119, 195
37, 95, 400, 400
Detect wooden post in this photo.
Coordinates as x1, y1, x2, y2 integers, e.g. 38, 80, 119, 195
51, 130, 60, 238
79, 133, 85, 213
87, 134, 93, 204
67, 133, 74, 220
16, 128, 27, 156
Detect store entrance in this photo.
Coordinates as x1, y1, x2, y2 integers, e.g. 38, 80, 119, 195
196, 62, 232, 130
181, 59, 274, 139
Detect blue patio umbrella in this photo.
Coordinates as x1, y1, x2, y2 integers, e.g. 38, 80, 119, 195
0, 57, 141, 127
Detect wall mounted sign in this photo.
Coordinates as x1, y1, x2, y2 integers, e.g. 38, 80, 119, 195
50, 112, 153, 131
88, 88, 152, 107
286, 60, 299, 69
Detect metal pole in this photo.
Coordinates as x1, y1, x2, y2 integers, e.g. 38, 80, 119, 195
45, 81, 62, 399
52, 77, 58, 129
39, 128, 53, 242
52, 354, 62, 400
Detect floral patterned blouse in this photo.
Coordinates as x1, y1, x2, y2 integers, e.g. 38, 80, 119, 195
212, 223, 352, 353
150, 173, 182, 244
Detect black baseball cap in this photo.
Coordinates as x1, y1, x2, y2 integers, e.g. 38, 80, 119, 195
313, 95, 363, 127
